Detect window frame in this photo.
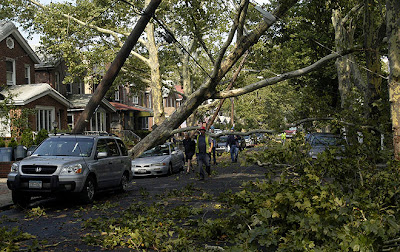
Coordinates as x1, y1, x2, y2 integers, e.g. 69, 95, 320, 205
6, 58, 16, 86
24, 65, 31, 84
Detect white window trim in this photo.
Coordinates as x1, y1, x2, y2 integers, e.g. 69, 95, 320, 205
132, 95, 139, 104
115, 87, 120, 101
36, 106, 55, 132
6, 58, 16, 86
89, 108, 106, 131
67, 113, 74, 129
24, 65, 31, 84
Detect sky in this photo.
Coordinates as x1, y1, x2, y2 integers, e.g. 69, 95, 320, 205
21, 0, 270, 46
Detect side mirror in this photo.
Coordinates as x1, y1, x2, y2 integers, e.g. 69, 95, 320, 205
97, 152, 108, 159
27, 151, 32, 157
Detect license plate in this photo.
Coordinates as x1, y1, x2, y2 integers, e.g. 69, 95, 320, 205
29, 180, 42, 189
137, 169, 147, 174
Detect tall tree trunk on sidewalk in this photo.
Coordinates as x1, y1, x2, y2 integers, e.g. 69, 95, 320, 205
386, 0, 400, 159
332, 7, 367, 109
145, 1, 165, 126
72, 0, 161, 133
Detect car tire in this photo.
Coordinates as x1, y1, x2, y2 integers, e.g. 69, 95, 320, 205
167, 163, 173, 175
80, 176, 96, 204
118, 172, 129, 192
12, 191, 30, 208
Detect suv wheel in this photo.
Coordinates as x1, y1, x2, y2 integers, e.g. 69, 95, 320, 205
80, 176, 96, 204
118, 172, 129, 192
12, 191, 30, 208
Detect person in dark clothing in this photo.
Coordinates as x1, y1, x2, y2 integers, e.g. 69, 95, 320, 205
226, 127, 239, 162
195, 126, 213, 180
183, 133, 196, 173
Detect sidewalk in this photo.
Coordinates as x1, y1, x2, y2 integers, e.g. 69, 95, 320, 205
0, 178, 13, 209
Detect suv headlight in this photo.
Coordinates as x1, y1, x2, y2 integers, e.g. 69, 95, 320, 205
61, 163, 83, 174
10, 162, 19, 172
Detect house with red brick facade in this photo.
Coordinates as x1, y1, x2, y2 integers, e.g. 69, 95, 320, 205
0, 21, 40, 86
0, 21, 70, 137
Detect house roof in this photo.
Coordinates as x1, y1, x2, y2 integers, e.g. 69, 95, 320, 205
0, 83, 70, 107
67, 94, 116, 112
0, 21, 41, 64
110, 102, 153, 112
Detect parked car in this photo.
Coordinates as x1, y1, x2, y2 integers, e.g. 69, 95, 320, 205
215, 136, 229, 155
244, 135, 255, 148
7, 134, 132, 207
307, 133, 346, 159
131, 142, 184, 177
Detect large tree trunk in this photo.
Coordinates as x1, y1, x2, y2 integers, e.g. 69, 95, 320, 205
72, 0, 161, 133
386, 0, 400, 160
332, 8, 362, 109
129, 0, 299, 158
363, 0, 384, 118
145, 0, 165, 126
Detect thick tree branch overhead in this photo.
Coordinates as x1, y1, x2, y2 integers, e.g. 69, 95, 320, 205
212, 49, 355, 99
72, 0, 162, 134
130, 0, 299, 158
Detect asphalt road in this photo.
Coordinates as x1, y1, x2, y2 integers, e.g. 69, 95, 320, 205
0, 154, 267, 251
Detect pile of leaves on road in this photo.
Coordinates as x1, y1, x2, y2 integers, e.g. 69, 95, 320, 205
2, 133, 400, 251
78, 134, 400, 251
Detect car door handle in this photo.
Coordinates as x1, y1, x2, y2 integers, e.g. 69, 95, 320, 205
109, 162, 113, 165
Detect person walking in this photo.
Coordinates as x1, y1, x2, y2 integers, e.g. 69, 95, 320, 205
182, 133, 196, 173
281, 131, 287, 145
210, 126, 217, 165
226, 127, 239, 163
195, 126, 213, 180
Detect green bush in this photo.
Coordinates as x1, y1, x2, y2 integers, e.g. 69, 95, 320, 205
0, 138, 6, 148
20, 129, 34, 147
7, 138, 17, 148
34, 129, 49, 145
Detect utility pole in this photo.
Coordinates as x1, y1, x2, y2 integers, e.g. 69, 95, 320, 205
72, 0, 162, 134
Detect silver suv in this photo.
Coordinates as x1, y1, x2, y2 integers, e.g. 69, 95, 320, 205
7, 134, 132, 207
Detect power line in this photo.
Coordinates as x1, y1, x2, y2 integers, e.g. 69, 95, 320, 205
119, 0, 212, 78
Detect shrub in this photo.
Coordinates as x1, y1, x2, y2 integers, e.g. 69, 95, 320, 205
7, 138, 17, 148
20, 129, 34, 147
34, 129, 49, 145
0, 138, 5, 148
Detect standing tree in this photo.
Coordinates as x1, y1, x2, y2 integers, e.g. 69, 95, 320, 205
387, 0, 400, 159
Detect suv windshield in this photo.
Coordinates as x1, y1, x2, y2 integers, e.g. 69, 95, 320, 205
33, 138, 94, 157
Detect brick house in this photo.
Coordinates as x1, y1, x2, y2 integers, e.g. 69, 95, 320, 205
0, 21, 40, 86
67, 94, 116, 133
0, 84, 70, 136
0, 21, 70, 137
110, 84, 153, 132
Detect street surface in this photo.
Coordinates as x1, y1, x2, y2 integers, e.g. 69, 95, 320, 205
0, 155, 266, 251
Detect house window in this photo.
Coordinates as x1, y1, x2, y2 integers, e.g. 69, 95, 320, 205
115, 87, 120, 101
24, 65, 31, 84
90, 110, 106, 131
66, 83, 72, 94
67, 113, 74, 129
36, 107, 55, 132
55, 72, 60, 91
140, 117, 149, 130
78, 82, 83, 94
6, 59, 15, 85
132, 95, 139, 104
